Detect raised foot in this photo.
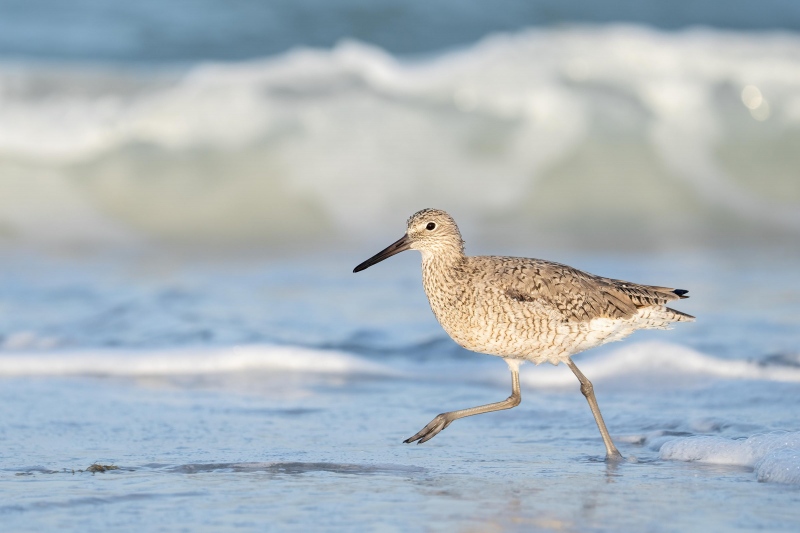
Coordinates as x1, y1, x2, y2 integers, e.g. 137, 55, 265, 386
403, 413, 453, 444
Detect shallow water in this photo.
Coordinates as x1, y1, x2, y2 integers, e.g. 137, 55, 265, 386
0, 250, 798, 531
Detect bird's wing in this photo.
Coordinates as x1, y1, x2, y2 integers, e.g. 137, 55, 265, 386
474, 257, 688, 323
595, 276, 689, 306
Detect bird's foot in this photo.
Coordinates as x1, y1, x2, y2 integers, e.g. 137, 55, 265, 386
403, 413, 454, 444
605, 449, 624, 462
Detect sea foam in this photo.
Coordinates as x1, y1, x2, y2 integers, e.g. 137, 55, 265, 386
0, 344, 398, 378
1, 25, 799, 249
2, 342, 798, 386
519, 342, 800, 388
660, 432, 800, 484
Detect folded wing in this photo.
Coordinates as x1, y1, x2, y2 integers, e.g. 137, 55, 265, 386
476, 257, 693, 323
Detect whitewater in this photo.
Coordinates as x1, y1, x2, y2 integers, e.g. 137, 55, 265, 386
1, 27, 800, 253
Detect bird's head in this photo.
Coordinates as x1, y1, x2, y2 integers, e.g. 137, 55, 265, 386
353, 208, 464, 272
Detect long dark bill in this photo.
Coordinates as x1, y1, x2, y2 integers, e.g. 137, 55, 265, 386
353, 234, 411, 273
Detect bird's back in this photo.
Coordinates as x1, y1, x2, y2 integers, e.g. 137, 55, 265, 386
422, 255, 693, 364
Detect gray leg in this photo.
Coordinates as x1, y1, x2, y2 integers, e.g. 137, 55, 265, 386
565, 359, 623, 460
404, 361, 521, 444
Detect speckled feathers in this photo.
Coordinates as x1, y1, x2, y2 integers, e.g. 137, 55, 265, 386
403, 209, 694, 365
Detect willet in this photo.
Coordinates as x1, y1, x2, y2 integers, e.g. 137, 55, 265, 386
353, 209, 693, 460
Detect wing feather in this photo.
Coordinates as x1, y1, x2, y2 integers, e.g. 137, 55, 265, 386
473, 257, 690, 323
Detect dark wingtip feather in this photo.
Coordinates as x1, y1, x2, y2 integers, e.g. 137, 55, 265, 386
673, 289, 689, 299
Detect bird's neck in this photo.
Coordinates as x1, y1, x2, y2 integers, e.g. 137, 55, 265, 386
420, 247, 466, 285
420, 248, 469, 337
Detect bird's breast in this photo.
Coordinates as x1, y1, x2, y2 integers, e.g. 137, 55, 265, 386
420, 261, 609, 362
421, 261, 474, 335
421, 263, 526, 354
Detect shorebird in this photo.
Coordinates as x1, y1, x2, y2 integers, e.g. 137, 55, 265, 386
353, 208, 693, 460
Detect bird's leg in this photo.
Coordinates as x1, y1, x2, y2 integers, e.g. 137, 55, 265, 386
404, 362, 521, 444
565, 359, 623, 460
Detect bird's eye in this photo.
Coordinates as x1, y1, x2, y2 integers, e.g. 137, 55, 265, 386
426, 222, 436, 231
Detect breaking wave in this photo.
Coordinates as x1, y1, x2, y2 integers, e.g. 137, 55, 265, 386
520, 342, 800, 388
1, 25, 799, 250
2, 341, 797, 389
0, 344, 398, 377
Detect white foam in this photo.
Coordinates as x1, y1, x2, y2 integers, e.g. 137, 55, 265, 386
519, 342, 800, 388
660, 432, 800, 484
0, 344, 398, 378
754, 448, 800, 484
1, 25, 799, 248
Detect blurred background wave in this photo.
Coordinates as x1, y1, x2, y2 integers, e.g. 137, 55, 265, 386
0, 0, 798, 254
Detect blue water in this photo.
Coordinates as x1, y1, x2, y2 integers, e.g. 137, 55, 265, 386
2, 375, 798, 531
0, 250, 799, 531
1, 0, 800, 62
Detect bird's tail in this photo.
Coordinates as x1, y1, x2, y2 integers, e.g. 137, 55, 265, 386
664, 307, 695, 322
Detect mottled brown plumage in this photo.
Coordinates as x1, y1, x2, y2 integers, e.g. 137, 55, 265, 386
354, 208, 694, 459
